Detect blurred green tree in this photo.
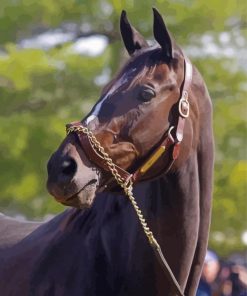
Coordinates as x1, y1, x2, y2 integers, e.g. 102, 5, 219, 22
0, 0, 246, 256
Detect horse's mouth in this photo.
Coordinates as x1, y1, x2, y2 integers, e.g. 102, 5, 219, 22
60, 178, 99, 208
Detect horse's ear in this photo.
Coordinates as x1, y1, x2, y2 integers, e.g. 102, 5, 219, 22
152, 8, 173, 59
120, 10, 149, 56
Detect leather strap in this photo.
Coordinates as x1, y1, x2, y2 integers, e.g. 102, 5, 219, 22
153, 245, 185, 296
67, 121, 132, 182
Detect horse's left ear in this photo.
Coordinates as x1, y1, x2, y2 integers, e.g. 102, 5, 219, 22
152, 8, 173, 59
120, 10, 149, 56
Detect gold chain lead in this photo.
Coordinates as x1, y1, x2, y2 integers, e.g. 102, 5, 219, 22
66, 126, 160, 250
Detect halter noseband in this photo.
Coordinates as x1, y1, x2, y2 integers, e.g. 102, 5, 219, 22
66, 55, 192, 190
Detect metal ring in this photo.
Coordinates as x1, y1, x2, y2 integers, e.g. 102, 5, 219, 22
178, 97, 190, 118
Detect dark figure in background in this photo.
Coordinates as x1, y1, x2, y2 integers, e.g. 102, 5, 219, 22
217, 263, 247, 296
197, 250, 220, 296
197, 250, 247, 296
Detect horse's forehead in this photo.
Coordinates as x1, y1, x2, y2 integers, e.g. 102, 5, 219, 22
86, 57, 173, 124
115, 61, 170, 86
151, 63, 171, 82
115, 66, 139, 88
85, 67, 139, 124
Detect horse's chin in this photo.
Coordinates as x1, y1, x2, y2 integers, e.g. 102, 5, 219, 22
60, 181, 99, 209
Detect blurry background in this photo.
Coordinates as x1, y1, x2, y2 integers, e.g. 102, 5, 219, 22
0, 0, 246, 258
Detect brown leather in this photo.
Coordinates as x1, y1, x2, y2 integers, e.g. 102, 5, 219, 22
153, 245, 184, 296
132, 135, 175, 182
67, 55, 192, 188
66, 122, 132, 182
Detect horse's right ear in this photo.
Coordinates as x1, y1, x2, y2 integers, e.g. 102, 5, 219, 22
120, 10, 149, 56
152, 8, 173, 59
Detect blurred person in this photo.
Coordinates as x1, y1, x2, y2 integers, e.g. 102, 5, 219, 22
196, 250, 220, 296
232, 265, 247, 291
218, 264, 247, 296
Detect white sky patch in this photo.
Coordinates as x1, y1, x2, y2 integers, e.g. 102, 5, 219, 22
20, 30, 75, 50
71, 35, 108, 56
242, 231, 247, 245
94, 67, 111, 86
18, 29, 246, 70
19, 31, 108, 57
186, 31, 247, 72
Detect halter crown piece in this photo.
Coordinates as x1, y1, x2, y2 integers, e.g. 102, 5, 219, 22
66, 54, 192, 296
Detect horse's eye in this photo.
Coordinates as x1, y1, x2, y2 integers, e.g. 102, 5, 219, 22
140, 88, 156, 102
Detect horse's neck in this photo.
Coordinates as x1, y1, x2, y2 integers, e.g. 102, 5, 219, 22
135, 151, 198, 220
133, 152, 200, 293
60, 151, 198, 258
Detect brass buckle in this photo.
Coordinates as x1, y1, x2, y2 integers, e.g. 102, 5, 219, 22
179, 91, 190, 118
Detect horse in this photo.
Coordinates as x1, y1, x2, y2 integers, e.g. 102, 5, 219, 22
0, 9, 214, 296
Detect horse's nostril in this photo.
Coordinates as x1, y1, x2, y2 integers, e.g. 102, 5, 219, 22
61, 157, 77, 177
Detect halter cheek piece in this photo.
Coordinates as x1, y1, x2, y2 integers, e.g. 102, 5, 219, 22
66, 55, 192, 189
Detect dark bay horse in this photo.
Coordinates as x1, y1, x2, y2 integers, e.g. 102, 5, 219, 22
0, 9, 214, 296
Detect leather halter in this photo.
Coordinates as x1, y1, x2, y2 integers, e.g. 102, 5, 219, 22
67, 55, 192, 191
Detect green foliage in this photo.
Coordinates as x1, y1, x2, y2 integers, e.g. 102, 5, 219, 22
0, 0, 246, 256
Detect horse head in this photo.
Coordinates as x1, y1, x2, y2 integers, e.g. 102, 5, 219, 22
47, 8, 197, 208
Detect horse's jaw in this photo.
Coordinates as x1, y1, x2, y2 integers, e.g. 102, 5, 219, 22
47, 167, 101, 209
60, 178, 100, 208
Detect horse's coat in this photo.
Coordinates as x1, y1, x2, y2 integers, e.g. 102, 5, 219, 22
0, 9, 214, 296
